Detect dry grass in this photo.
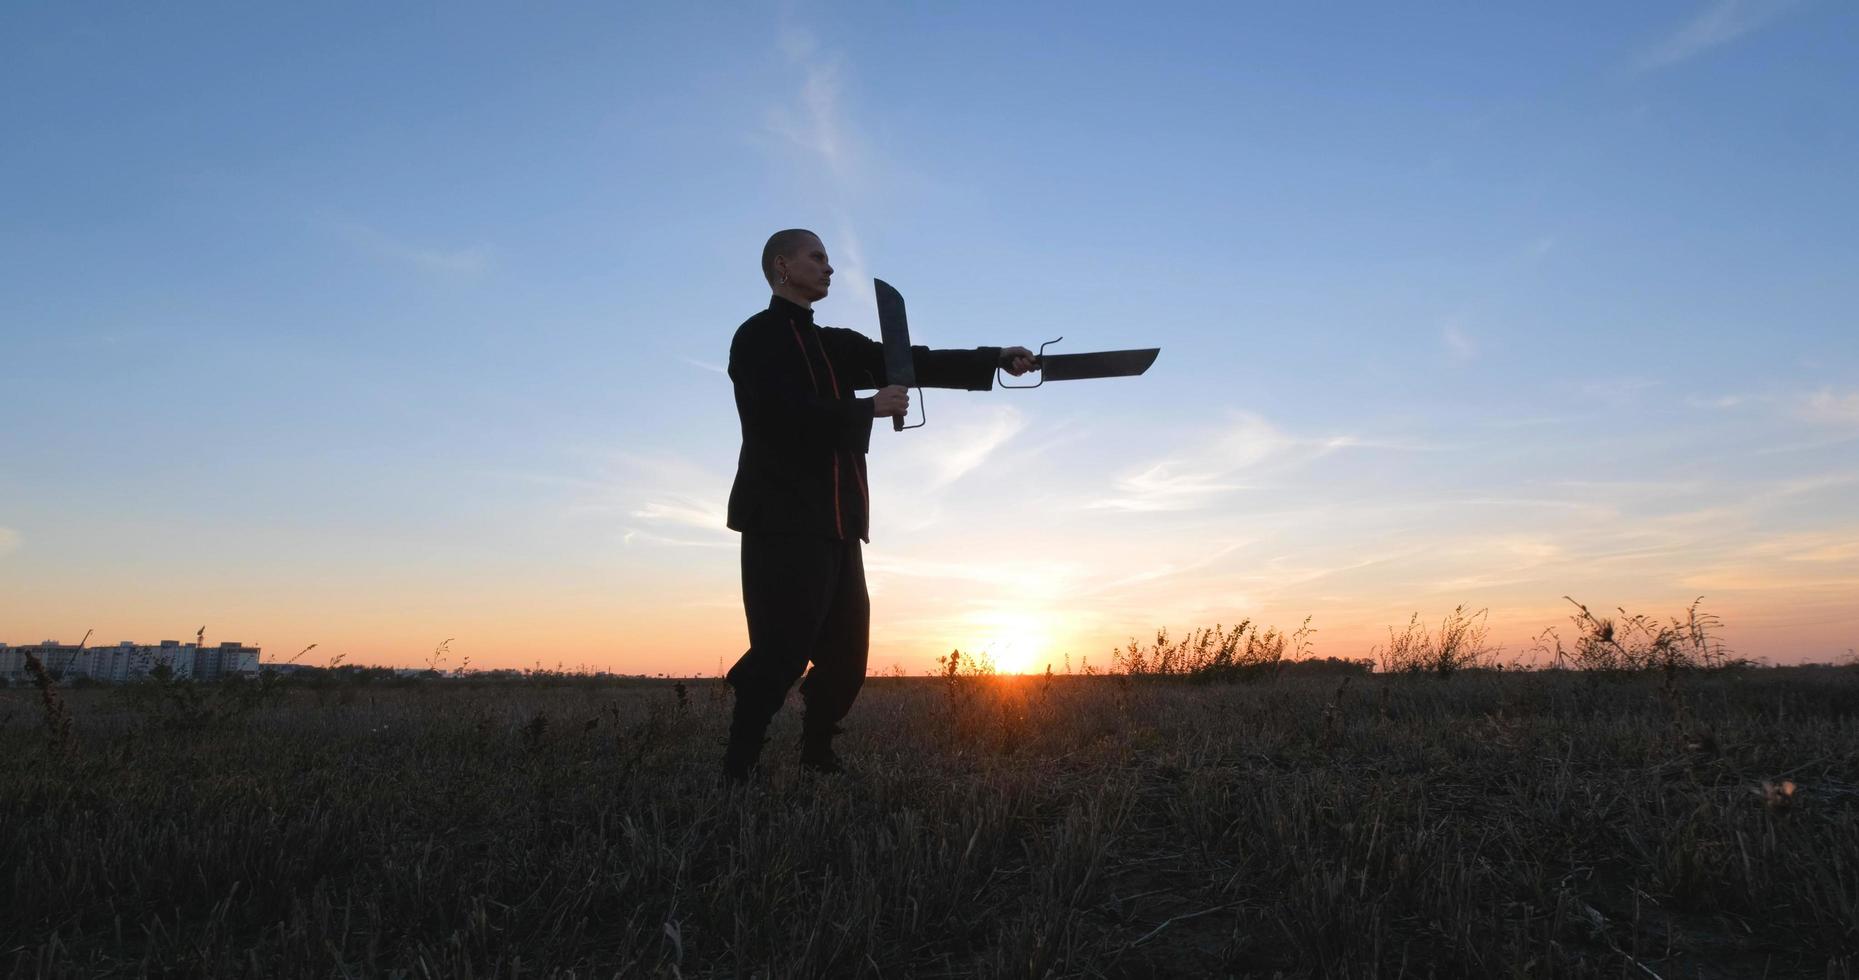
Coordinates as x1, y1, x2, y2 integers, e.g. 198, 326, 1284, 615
1375, 606, 1500, 677
1535, 596, 1745, 673
2, 665, 1856, 978
1113, 618, 1318, 683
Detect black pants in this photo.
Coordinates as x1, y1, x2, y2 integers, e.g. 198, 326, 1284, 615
726, 533, 869, 736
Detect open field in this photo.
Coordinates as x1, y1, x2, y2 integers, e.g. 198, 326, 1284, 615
4, 668, 1856, 978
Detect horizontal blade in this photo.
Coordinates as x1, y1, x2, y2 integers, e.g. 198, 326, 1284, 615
874, 278, 916, 387
1037, 348, 1159, 382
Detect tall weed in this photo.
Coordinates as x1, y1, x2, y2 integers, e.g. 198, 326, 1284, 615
1535, 596, 1743, 673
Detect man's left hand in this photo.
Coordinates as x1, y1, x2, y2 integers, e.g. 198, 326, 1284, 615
999, 346, 1037, 377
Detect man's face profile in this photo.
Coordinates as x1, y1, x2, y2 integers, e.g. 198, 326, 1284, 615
778, 236, 833, 302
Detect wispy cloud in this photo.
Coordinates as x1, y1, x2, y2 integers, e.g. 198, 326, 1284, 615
869, 407, 1035, 536
1767, 473, 1859, 497
1801, 387, 1859, 426
1735, 530, 1859, 563
1752, 432, 1859, 456
680, 356, 727, 375
630, 498, 730, 533
1556, 478, 1707, 498
556, 451, 732, 547
1637, 0, 1798, 72
0, 527, 18, 557
323, 217, 494, 276
1091, 466, 1249, 514
1575, 376, 1661, 409
864, 554, 1085, 592
620, 528, 734, 550
923, 406, 1027, 488
1678, 524, 1859, 591
764, 26, 877, 312
1086, 412, 1376, 512
1442, 323, 1477, 365
826, 216, 874, 315
1088, 413, 1285, 512
1083, 539, 1252, 595
769, 28, 859, 183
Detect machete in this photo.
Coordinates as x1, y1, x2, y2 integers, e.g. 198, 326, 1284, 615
1001, 340, 1161, 388
874, 278, 921, 430
875, 276, 1161, 427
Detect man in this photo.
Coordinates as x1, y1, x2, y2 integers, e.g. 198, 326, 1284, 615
722, 228, 1036, 780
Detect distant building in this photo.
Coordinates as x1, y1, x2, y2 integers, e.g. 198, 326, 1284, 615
0, 640, 261, 683
0, 642, 87, 680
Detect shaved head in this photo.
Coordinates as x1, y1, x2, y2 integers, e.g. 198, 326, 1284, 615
762, 228, 820, 286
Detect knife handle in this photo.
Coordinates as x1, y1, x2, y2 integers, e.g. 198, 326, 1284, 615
891, 387, 926, 430
998, 336, 1061, 389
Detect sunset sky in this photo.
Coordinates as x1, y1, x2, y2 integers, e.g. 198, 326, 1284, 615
3, 3, 1856, 673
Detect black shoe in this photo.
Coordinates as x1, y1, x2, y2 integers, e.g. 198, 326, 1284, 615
798, 727, 848, 775
723, 694, 780, 783
722, 735, 770, 783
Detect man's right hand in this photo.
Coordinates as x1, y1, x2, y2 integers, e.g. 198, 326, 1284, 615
872, 385, 910, 418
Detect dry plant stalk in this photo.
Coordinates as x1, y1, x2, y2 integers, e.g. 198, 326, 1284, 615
1113, 617, 1312, 683
1374, 606, 1497, 676
1536, 596, 1739, 673
22, 650, 74, 755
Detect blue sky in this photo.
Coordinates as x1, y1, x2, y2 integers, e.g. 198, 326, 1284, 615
3, 2, 1856, 670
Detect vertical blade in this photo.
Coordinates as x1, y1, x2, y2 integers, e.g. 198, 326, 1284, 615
874, 278, 916, 387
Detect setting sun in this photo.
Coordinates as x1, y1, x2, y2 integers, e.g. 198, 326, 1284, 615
965, 612, 1052, 674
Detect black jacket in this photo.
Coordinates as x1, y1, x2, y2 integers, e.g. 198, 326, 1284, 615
727, 295, 1000, 542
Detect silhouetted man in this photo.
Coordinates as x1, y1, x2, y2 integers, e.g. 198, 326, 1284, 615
723, 229, 1035, 780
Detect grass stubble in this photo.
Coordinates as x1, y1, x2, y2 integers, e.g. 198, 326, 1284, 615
2, 655, 1856, 978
